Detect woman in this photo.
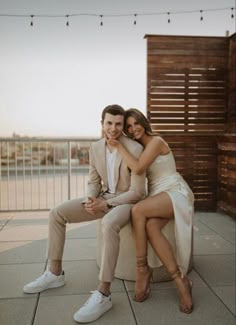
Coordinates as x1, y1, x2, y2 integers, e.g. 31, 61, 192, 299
108, 108, 194, 314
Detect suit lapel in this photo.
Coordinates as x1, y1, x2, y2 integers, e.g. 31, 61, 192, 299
99, 138, 108, 187
113, 135, 127, 188
114, 150, 122, 187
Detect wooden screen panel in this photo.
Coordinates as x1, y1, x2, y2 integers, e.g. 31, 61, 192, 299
217, 35, 236, 218
145, 35, 229, 134
163, 135, 217, 211
227, 34, 236, 133
218, 135, 236, 219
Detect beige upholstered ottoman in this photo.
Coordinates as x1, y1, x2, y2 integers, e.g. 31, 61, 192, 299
96, 219, 193, 282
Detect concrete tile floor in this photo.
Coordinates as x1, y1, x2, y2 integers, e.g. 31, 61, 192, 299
0, 211, 235, 325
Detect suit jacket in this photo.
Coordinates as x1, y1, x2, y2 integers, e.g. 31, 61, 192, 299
86, 134, 146, 206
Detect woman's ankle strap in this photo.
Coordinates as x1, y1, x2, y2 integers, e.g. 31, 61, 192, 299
170, 269, 183, 280
136, 256, 148, 267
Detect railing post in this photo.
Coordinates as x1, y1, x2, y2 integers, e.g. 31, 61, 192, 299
67, 141, 71, 200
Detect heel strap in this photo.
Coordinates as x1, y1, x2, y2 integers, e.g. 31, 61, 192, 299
170, 269, 183, 280
136, 256, 148, 267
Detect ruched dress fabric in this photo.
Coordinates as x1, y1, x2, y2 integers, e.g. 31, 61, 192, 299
146, 147, 194, 275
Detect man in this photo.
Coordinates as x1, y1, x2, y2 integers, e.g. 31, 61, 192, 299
23, 104, 146, 323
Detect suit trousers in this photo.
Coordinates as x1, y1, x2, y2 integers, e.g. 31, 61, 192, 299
48, 197, 133, 282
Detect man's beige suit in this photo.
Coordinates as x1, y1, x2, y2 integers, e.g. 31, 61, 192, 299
48, 135, 146, 282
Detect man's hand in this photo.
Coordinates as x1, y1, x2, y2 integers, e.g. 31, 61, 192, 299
83, 197, 108, 215
107, 139, 121, 148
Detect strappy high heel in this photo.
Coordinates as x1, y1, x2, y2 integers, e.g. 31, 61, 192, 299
134, 256, 153, 302
170, 269, 193, 314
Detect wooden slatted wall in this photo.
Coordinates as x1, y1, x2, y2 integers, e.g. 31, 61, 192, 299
146, 35, 229, 134
218, 135, 236, 218
227, 33, 236, 133
145, 34, 230, 211
218, 34, 236, 219
163, 135, 217, 211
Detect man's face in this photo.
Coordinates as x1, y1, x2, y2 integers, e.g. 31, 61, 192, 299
101, 113, 124, 140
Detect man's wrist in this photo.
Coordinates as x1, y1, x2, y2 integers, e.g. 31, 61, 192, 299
107, 203, 113, 209
102, 200, 113, 212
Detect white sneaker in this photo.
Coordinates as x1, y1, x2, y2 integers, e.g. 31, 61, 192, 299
74, 290, 112, 323
23, 270, 65, 294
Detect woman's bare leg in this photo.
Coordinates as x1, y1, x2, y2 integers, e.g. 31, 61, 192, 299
131, 192, 174, 301
132, 192, 174, 256
145, 218, 177, 273
132, 192, 193, 311
133, 218, 169, 301
132, 192, 174, 258
146, 218, 193, 313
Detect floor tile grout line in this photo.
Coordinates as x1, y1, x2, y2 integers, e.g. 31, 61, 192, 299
193, 267, 236, 317
31, 293, 40, 325
0, 215, 14, 231
197, 219, 235, 246
123, 280, 139, 325
31, 260, 48, 324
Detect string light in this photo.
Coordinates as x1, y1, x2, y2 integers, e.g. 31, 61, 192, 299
200, 10, 203, 21
231, 7, 234, 19
0, 6, 234, 27
167, 12, 170, 23
30, 15, 34, 26
66, 15, 69, 26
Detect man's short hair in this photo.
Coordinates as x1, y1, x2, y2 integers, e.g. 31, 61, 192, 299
101, 104, 125, 122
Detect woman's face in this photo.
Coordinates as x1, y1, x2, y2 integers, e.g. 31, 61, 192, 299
126, 116, 145, 140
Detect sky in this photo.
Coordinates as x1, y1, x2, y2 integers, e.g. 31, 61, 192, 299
0, 0, 235, 138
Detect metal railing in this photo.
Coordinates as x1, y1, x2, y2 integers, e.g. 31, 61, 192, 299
0, 137, 98, 211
